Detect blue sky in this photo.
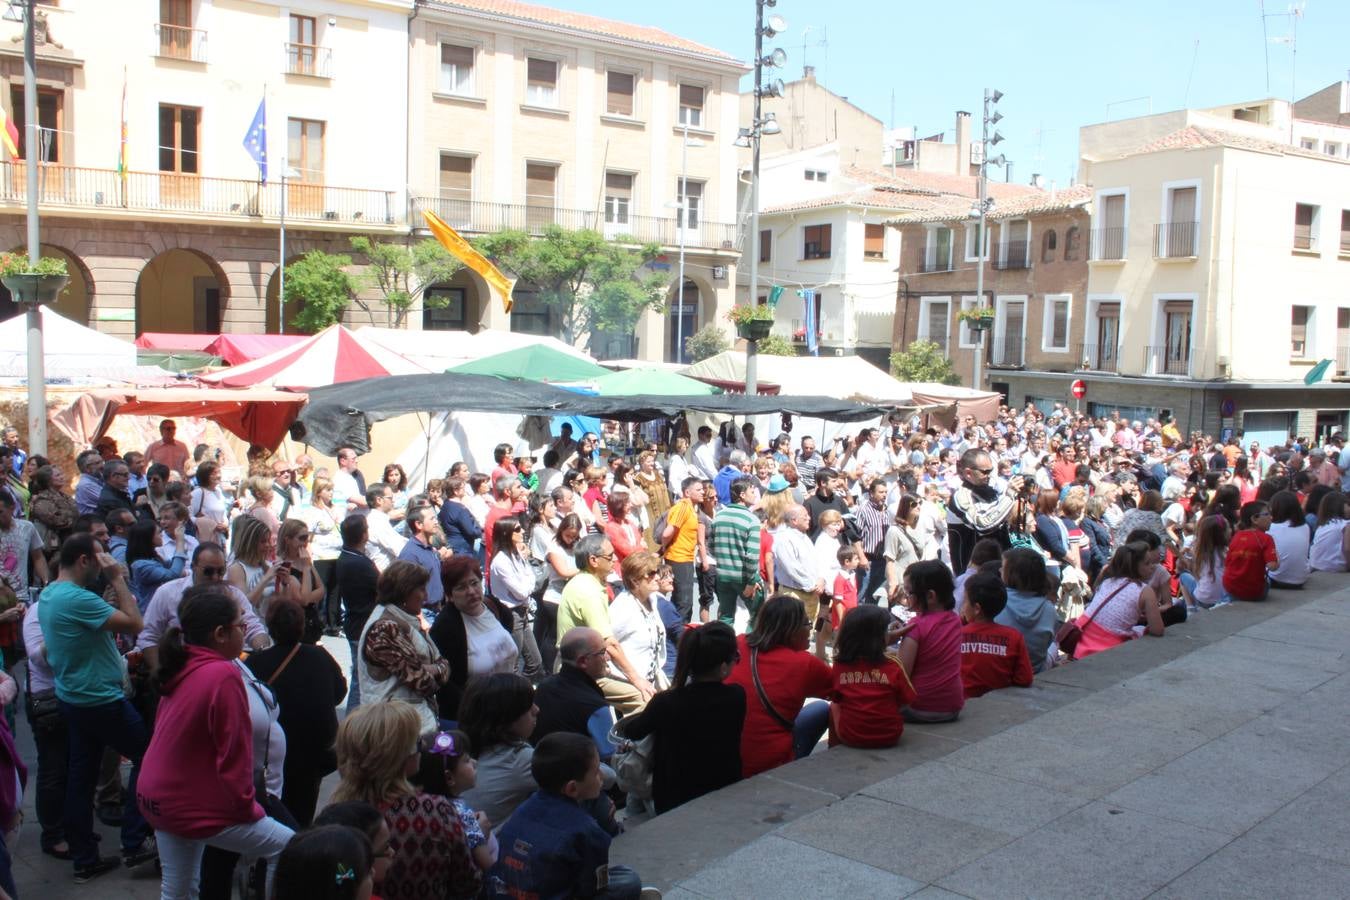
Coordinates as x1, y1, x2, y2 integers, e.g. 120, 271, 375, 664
547, 0, 1349, 185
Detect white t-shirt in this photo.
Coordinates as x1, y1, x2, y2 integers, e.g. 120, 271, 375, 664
1269, 521, 1311, 586
0, 519, 41, 595
332, 470, 361, 511
189, 486, 229, 527
608, 590, 666, 686
462, 607, 519, 677
1309, 518, 1347, 573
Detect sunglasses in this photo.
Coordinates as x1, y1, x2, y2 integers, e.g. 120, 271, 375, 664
198, 566, 226, 578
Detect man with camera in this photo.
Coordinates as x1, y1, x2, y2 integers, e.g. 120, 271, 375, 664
946, 448, 1026, 573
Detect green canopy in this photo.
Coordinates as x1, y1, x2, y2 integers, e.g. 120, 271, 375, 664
446, 344, 609, 382
591, 367, 721, 397
136, 349, 222, 373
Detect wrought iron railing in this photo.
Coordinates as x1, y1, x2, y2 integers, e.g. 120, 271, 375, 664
154, 23, 207, 62
1144, 344, 1191, 376
1153, 221, 1198, 258
1074, 341, 1119, 373
1090, 226, 1127, 261
285, 42, 333, 78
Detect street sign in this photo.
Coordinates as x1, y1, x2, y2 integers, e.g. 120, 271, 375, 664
1071, 379, 1086, 399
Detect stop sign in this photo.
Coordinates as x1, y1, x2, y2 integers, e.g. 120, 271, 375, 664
1071, 379, 1087, 399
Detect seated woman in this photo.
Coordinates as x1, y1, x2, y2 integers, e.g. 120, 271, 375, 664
330, 701, 481, 900
1073, 542, 1166, 660
617, 622, 744, 814
1309, 491, 1350, 573
456, 673, 539, 829
725, 596, 832, 777
429, 556, 517, 723
1267, 490, 1311, 589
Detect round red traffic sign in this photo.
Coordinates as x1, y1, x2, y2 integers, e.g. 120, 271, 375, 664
1071, 379, 1087, 399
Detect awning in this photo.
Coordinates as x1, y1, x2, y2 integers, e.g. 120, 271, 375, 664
292, 373, 895, 455
206, 334, 309, 366
134, 332, 218, 352
51, 386, 308, 449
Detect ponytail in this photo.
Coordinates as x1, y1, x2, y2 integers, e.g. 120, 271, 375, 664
153, 584, 239, 693
671, 621, 736, 688
154, 626, 189, 693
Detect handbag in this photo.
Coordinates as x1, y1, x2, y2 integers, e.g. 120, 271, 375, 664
24, 661, 62, 734
1055, 581, 1129, 660
750, 647, 796, 731
191, 488, 217, 542
608, 722, 656, 801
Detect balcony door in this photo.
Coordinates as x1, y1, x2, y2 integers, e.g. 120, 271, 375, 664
159, 0, 193, 59
1165, 186, 1197, 256
437, 154, 472, 227
994, 297, 1026, 367
525, 163, 557, 232
1094, 301, 1120, 371
286, 118, 324, 215
158, 104, 201, 207
1161, 300, 1192, 375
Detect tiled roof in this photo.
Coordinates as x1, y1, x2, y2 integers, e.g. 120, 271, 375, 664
1119, 125, 1348, 163
760, 185, 945, 215
428, 0, 744, 65
844, 166, 1042, 203
886, 183, 1094, 226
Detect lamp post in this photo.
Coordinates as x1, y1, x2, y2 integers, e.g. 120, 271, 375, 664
737, 0, 786, 395
971, 88, 1005, 392
671, 123, 704, 363
16, 0, 45, 454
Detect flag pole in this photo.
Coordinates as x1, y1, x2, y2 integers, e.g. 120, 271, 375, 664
23, 0, 46, 456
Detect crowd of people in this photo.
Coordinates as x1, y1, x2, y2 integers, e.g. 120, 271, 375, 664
0, 405, 1344, 899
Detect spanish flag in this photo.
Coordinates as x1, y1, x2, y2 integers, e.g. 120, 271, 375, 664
0, 107, 18, 159
422, 210, 515, 313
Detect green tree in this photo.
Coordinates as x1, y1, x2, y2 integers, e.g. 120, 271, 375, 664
685, 324, 730, 362
284, 250, 355, 334
349, 236, 463, 328
755, 333, 798, 357
473, 226, 668, 348
889, 339, 961, 385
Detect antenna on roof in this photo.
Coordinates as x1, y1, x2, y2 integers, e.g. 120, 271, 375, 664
1266, 2, 1305, 141
799, 25, 827, 80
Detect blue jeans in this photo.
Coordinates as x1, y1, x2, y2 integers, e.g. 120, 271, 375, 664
598, 863, 642, 899
347, 639, 362, 712
59, 698, 152, 866
793, 700, 830, 759
1178, 572, 1232, 608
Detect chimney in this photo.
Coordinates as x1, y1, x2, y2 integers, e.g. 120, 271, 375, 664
954, 111, 972, 176
803, 65, 816, 82
1005, 162, 1013, 183
1031, 173, 1044, 189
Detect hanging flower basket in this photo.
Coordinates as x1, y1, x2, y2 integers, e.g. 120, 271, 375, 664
736, 319, 773, 341
958, 306, 996, 333
0, 253, 69, 305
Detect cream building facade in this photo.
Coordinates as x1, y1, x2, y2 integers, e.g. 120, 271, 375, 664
0, 0, 412, 336
407, 0, 746, 361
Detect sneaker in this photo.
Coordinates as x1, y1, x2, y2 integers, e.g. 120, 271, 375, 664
122, 838, 158, 869
639, 889, 663, 900
73, 857, 120, 884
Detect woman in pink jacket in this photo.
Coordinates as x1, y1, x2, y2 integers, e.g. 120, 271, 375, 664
137, 585, 295, 900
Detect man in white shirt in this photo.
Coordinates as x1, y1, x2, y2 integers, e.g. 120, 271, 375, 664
691, 425, 719, 481
363, 485, 406, 572
332, 448, 367, 513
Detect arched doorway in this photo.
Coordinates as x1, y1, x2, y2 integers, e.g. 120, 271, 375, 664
667, 277, 700, 363
263, 261, 305, 334
422, 268, 482, 332
0, 244, 92, 324
135, 248, 227, 335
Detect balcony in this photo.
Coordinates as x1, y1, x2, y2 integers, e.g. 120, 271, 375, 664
1144, 344, 1191, 376
1089, 226, 1127, 261
285, 42, 333, 78
154, 23, 207, 62
993, 241, 1029, 270
0, 162, 396, 226
1154, 221, 1199, 258
411, 196, 739, 250
1075, 341, 1119, 373
990, 335, 1024, 368
918, 257, 955, 273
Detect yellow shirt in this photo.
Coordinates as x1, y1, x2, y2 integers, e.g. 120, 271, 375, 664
664, 498, 698, 563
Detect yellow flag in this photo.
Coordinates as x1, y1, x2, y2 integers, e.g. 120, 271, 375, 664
422, 210, 515, 314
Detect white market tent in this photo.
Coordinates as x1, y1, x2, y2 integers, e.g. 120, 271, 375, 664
357, 327, 594, 372
0, 308, 174, 382
684, 352, 921, 404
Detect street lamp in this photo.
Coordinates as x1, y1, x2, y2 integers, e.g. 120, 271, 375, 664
740, 0, 787, 396
971, 88, 1006, 393
277, 163, 301, 334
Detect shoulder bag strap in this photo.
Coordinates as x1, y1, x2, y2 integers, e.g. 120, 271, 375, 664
265, 644, 303, 686
750, 647, 796, 732
193, 488, 205, 517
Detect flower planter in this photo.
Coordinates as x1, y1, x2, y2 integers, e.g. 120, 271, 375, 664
1, 273, 68, 306
736, 319, 773, 342
964, 317, 994, 334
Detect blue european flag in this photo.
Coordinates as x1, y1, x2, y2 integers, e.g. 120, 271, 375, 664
243, 98, 267, 182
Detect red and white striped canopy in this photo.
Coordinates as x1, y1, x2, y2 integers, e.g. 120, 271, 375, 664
200, 324, 427, 390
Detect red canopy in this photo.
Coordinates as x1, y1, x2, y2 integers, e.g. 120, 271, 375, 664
206, 334, 308, 366
199, 324, 426, 390
51, 386, 307, 449
134, 332, 217, 352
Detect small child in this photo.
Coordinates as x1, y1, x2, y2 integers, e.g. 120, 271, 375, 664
1223, 500, 1278, 601
828, 605, 915, 748
313, 801, 393, 900
959, 571, 1034, 699
425, 729, 498, 873
272, 824, 375, 900
653, 565, 682, 681
954, 538, 1003, 613
897, 560, 965, 724
489, 733, 649, 900
829, 547, 861, 636
1179, 515, 1231, 610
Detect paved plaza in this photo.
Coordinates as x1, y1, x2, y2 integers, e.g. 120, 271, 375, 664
8, 578, 1350, 899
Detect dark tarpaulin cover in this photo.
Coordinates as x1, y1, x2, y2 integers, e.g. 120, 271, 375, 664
292, 373, 899, 455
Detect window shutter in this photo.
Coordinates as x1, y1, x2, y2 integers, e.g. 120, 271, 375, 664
441, 44, 472, 70
605, 172, 632, 199
1294, 204, 1314, 247
438, 155, 472, 200
525, 164, 556, 204
1053, 300, 1068, 346
527, 58, 556, 86
1162, 300, 1192, 315
927, 303, 949, 349
864, 224, 885, 258
679, 84, 703, 109
606, 71, 634, 116
1097, 301, 1120, 320
759, 229, 771, 263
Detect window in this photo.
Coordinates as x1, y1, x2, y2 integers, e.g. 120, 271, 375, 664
439, 44, 474, 95
288, 14, 317, 76
1338, 309, 1350, 373
1064, 225, 1081, 261
1094, 192, 1127, 259
1325, 142, 1341, 157
758, 229, 771, 263
1342, 210, 1350, 254
965, 223, 989, 262
1294, 203, 1319, 251
1300, 138, 1317, 151
1158, 299, 1192, 375
1042, 294, 1070, 352
158, 0, 194, 59
1041, 229, 1057, 263
1000, 219, 1029, 269
510, 288, 555, 337
958, 296, 981, 349
864, 224, 886, 260
925, 226, 954, 271
676, 179, 703, 229
157, 104, 200, 173
1291, 305, 1312, 357
423, 287, 467, 331
605, 71, 634, 117
804, 169, 828, 182
525, 163, 558, 229
1160, 185, 1198, 257
917, 297, 951, 353
526, 58, 558, 107
994, 297, 1026, 367
438, 154, 472, 204
678, 84, 703, 128
803, 224, 832, 260
603, 172, 632, 225
9, 86, 61, 161
286, 118, 324, 181
1092, 300, 1120, 371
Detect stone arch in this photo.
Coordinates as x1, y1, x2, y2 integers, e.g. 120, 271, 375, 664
665, 273, 717, 363
135, 247, 230, 335
0, 243, 94, 324
422, 266, 484, 333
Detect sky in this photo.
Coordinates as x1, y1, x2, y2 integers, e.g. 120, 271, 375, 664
543, 0, 1349, 186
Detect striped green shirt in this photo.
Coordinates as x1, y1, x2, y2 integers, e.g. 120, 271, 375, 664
709, 503, 762, 587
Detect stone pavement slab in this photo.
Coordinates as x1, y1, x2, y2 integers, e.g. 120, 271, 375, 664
1150, 835, 1350, 900
677, 834, 922, 899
